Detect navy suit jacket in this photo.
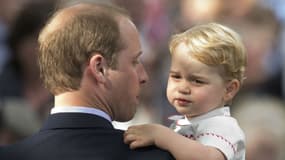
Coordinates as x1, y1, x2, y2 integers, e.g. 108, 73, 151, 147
0, 113, 174, 160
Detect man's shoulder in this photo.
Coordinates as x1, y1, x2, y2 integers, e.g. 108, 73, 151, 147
108, 129, 174, 159
127, 146, 174, 160
0, 129, 174, 160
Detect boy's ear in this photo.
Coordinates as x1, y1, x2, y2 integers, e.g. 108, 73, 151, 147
89, 54, 107, 83
224, 79, 240, 102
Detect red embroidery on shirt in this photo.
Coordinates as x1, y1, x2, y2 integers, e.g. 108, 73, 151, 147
182, 134, 196, 140
196, 132, 237, 153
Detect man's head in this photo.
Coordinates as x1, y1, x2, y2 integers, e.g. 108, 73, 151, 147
38, 3, 148, 121
38, 3, 127, 95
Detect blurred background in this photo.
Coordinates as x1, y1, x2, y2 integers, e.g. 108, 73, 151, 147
0, 0, 285, 160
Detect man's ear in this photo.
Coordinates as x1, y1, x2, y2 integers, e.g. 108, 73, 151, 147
89, 54, 107, 83
224, 79, 240, 102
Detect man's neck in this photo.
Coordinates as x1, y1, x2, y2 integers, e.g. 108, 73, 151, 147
54, 91, 113, 119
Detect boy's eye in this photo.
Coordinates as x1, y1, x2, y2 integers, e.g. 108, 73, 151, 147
192, 79, 205, 84
170, 74, 181, 79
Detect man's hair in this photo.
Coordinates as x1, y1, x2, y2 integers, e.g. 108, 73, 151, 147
169, 23, 247, 84
38, 3, 129, 95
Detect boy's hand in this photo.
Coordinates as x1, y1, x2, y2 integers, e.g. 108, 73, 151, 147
124, 124, 163, 149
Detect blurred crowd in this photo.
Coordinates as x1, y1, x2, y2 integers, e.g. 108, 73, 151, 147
0, 0, 285, 160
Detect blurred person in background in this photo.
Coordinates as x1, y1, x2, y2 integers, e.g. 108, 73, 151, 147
0, 0, 57, 145
0, 0, 32, 74
0, 99, 40, 146
258, 0, 285, 98
175, 0, 224, 31
233, 95, 285, 160
224, 5, 283, 102
221, 0, 258, 20
0, 0, 56, 118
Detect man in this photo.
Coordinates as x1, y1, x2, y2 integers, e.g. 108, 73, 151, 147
0, 2, 174, 160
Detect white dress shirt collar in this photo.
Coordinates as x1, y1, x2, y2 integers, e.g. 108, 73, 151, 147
168, 106, 231, 125
51, 106, 112, 122
189, 106, 231, 123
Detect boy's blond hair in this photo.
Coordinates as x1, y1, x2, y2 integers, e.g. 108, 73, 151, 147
169, 23, 247, 84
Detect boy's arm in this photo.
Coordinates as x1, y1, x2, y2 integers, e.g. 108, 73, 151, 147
124, 124, 226, 160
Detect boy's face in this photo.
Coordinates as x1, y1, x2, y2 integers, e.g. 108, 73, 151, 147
166, 43, 229, 117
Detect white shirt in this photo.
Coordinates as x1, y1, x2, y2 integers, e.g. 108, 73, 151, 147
51, 106, 112, 122
169, 107, 245, 160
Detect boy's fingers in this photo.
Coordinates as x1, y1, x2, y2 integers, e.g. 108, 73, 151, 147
124, 133, 136, 144
126, 126, 139, 134
130, 139, 150, 149
130, 140, 145, 149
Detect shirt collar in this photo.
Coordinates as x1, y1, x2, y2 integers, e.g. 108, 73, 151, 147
51, 106, 112, 122
189, 106, 231, 123
169, 106, 231, 125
